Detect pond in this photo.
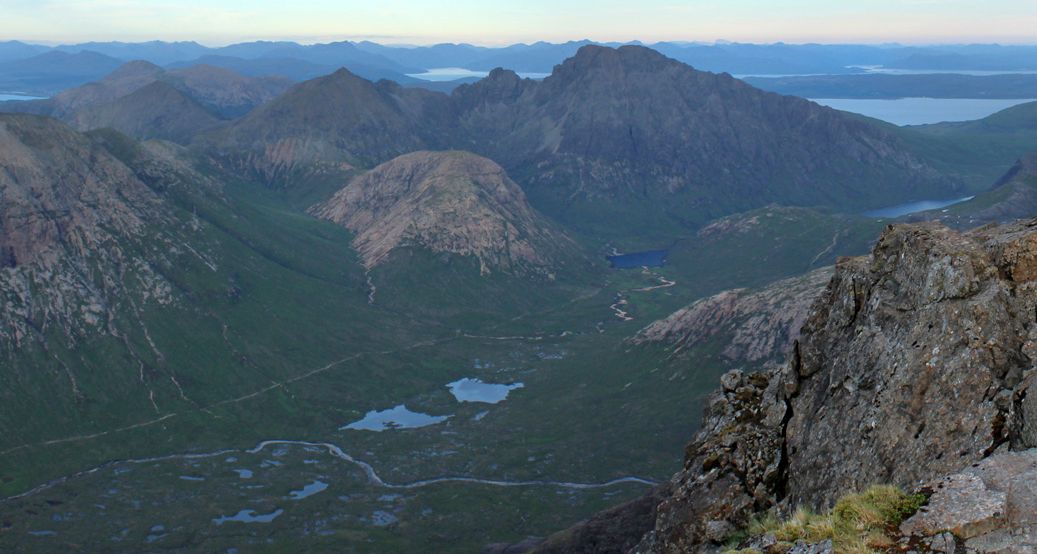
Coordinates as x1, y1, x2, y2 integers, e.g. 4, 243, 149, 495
447, 378, 524, 404
212, 508, 284, 525
288, 480, 328, 500
341, 404, 450, 431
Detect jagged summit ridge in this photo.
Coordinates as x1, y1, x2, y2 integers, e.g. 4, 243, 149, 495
310, 150, 575, 276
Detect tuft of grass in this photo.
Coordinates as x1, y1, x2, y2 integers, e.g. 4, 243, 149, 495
727, 485, 927, 554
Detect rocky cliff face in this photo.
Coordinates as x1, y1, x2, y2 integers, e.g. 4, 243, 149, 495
310, 151, 577, 276
0, 114, 205, 349
538, 219, 1037, 553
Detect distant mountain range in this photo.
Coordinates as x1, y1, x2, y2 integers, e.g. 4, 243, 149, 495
5, 39, 1037, 96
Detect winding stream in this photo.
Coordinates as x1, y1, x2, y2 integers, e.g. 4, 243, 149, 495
1, 439, 658, 504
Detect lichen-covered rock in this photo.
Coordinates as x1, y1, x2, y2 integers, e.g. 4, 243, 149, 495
902, 449, 1037, 553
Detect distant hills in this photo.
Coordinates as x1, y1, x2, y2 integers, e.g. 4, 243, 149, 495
6, 39, 1037, 96
0, 61, 291, 142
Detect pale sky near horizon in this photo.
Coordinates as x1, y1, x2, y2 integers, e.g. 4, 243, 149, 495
2, 0, 1036, 46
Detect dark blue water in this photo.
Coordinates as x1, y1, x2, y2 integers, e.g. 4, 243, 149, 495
607, 250, 669, 269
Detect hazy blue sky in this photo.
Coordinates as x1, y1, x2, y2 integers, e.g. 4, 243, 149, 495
3, 0, 1036, 45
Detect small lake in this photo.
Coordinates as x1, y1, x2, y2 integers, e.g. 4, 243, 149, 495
863, 196, 974, 218
289, 480, 328, 500
811, 97, 1037, 126
212, 508, 284, 525
447, 378, 524, 404
407, 67, 550, 82
607, 250, 668, 269
0, 94, 45, 102
341, 404, 450, 431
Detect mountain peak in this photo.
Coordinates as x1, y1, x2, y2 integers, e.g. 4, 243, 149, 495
103, 60, 163, 82
310, 150, 575, 276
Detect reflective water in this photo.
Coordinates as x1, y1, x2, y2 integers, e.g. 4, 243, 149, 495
406, 67, 550, 81
341, 404, 450, 431
288, 480, 328, 500
447, 378, 524, 404
811, 98, 1037, 126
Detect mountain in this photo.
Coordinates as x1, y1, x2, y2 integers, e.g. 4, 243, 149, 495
0, 40, 49, 63
68, 80, 225, 143
0, 51, 124, 95
165, 54, 424, 86
537, 219, 1037, 552
158, 64, 292, 118
453, 45, 957, 236
207, 44, 958, 242
0, 61, 291, 141
203, 68, 452, 182
311, 151, 578, 277
899, 101, 1037, 188
0, 114, 179, 349
54, 41, 210, 65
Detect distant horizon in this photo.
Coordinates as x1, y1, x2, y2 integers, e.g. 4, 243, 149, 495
4, 0, 1037, 47
8, 37, 1037, 49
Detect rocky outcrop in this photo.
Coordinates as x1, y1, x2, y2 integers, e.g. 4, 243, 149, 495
310, 151, 578, 276
633, 267, 832, 367
900, 449, 1037, 552
547, 219, 1037, 553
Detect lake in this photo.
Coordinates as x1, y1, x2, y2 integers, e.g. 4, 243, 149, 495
447, 378, 524, 404
341, 404, 450, 431
863, 196, 974, 218
607, 250, 668, 269
407, 67, 551, 82
0, 93, 45, 102
811, 97, 1037, 126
